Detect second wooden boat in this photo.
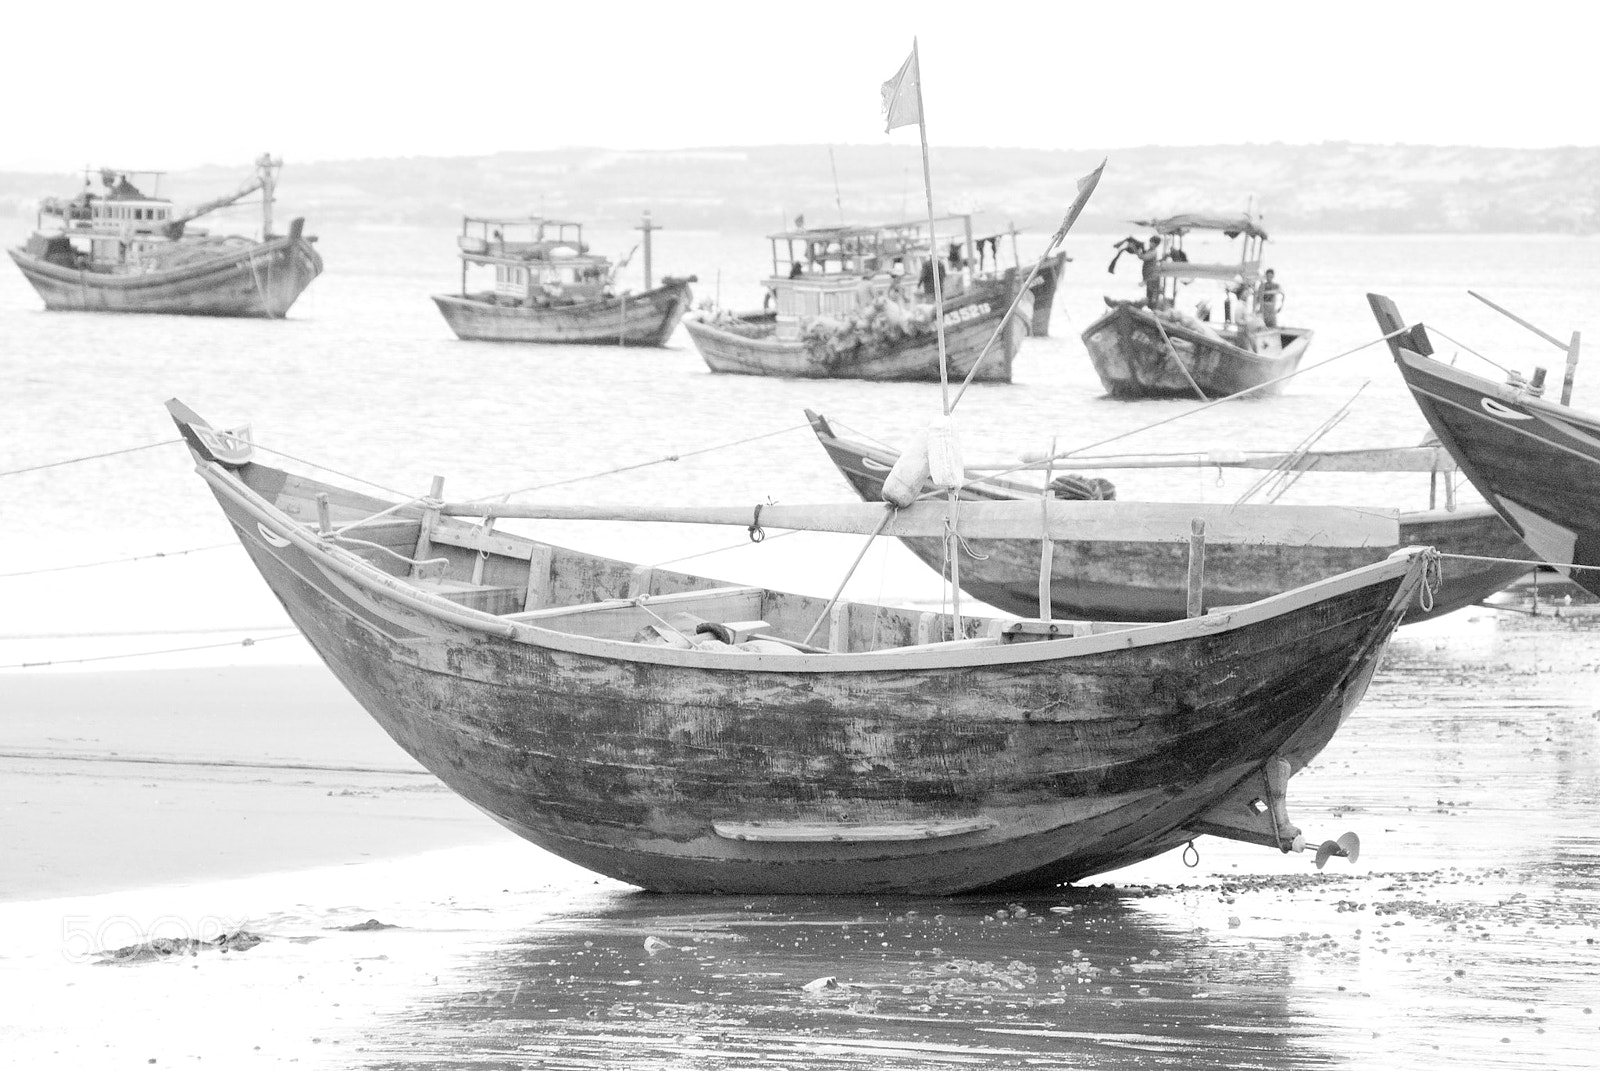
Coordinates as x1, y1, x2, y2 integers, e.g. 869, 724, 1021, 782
1083, 215, 1311, 399
170, 399, 1430, 894
807, 410, 1529, 622
1372, 293, 1600, 597
431, 214, 694, 347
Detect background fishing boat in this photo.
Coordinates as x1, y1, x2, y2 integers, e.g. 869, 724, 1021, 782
7, 154, 321, 318
1084, 214, 1311, 399
684, 215, 1058, 381
1372, 292, 1600, 597
431, 213, 694, 346
808, 410, 1529, 622
169, 399, 1428, 895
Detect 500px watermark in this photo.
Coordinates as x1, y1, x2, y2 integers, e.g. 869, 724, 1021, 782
59, 914, 252, 964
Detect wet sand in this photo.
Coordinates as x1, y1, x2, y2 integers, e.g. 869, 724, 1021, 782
1, 607, 1596, 1068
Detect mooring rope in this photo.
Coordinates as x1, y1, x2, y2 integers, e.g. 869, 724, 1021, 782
955, 325, 1413, 494
0, 438, 182, 479
0, 543, 235, 580
1438, 551, 1600, 572
2, 630, 301, 671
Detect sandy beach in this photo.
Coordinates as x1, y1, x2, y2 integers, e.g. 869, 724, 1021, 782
2, 605, 1596, 1069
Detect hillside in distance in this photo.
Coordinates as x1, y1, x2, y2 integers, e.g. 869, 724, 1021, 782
4, 143, 1597, 236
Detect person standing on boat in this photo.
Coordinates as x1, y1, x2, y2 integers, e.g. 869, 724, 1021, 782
1137, 235, 1164, 307
1259, 269, 1284, 328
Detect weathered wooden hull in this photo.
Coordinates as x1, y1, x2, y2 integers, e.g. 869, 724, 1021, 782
685, 276, 1027, 382
1390, 347, 1600, 598
171, 406, 1427, 894
1082, 302, 1312, 399
8, 232, 322, 318
809, 411, 1528, 623
431, 279, 693, 346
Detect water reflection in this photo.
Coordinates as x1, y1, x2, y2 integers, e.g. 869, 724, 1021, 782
366, 888, 1314, 1068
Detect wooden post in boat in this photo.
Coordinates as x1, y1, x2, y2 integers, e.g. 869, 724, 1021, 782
315, 493, 332, 534
412, 476, 445, 577
257, 154, 277, 239
1186, 518, 1206, 618
1564, 331, 1582, 406
1038, 437, 1056, 620
636, 212, 660, 290
1005, 220, 1021, 270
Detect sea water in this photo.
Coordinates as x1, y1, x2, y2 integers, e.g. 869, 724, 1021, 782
2, 224, 1598, 1068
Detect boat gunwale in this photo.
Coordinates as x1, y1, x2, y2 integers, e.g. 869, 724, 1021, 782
7, 231, 321, 291
193, 454, 1430, 674
430, 278, 690, 317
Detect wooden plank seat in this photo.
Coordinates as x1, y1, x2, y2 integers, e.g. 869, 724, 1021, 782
412, 576, 526, 615
504, 585, 767, 642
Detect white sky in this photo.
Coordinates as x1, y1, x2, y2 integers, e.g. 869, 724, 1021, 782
4, 0, 1595, 171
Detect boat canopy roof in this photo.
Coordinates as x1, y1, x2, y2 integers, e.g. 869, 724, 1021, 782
464, 214, 584, 229
765, 214, 972, 242
1155, 260, 1263, 282
1134, 214, 1268, 240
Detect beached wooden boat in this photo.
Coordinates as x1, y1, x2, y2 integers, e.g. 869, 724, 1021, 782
1083, 215, 1311, 399
431, 214, 693, 346
808, 410, 1529, 622
1372, 293, 1600, 597
170, 399, 1430, 894
7, 155, 321, 318
685, 216, 1059, 381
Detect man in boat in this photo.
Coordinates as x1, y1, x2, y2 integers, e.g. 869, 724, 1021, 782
1136, 235, 1165, 307
918, 257, 946, 298
1260, 269, 1284, 328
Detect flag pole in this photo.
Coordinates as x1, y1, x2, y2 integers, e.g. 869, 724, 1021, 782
910, 37, 951, 417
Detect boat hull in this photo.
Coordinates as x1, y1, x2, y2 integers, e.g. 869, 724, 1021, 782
1392, 347, 1600, 597
179, 428, 1425, 895
431, 279, 693, 346
1082, 302, 1312, 399
685, 274, 1028, 382
8, 232, 322, 318
809, 411, 1528, 623
1026, 251, 1067, 336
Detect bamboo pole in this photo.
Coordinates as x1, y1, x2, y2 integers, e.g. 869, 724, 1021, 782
909, 37, 951, 415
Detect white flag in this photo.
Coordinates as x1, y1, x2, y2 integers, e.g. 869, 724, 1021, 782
880, 50, 921, 133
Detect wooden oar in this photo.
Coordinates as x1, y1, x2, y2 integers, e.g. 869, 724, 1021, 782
433, 498, 1402, 547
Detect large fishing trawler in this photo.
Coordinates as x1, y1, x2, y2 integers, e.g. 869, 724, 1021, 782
8, 154, 321, 318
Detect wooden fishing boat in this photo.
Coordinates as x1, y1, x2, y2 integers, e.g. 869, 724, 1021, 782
431, 214, 694, 347
684, 215, 1059, 381
1371, 293, 1600, 597
170, 399, 1430, 894
1083, 214, 1311, 399
808, 410, 1529, 622
7, 155, 321, 318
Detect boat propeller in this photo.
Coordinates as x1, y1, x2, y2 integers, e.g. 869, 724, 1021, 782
1312, 831, 1361, 870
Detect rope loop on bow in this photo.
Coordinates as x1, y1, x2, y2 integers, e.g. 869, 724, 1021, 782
747, 503, 766, 543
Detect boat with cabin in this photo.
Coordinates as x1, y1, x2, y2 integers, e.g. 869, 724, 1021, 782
7, 154, 321, 317
683, 215, 1063, 381
431, 213, 694, 346
807, 409, 1529, 623
168, 397, 1430, 894
1083, 214, 1312, 399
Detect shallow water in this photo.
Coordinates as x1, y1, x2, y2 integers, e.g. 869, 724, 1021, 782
2, 224, 1598, 1067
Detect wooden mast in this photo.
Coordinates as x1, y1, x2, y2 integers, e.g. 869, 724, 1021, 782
636, 211, 661, 290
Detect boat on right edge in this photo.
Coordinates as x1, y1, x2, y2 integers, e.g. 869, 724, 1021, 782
1082, 214, 1312, 399
1370, 292, 1600, 596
